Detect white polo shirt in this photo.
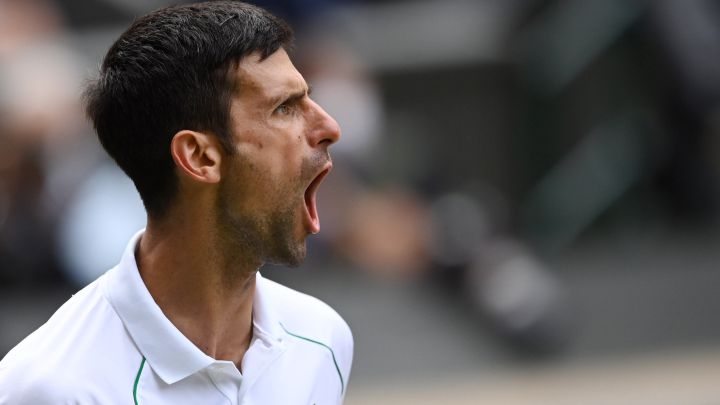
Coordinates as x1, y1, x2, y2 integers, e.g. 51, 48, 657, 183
0, 231, 353, 404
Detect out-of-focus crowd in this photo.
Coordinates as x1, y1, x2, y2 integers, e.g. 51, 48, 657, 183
4, 0, 720, 356
1, 0, 92, 284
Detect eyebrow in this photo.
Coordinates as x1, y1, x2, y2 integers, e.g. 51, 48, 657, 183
269, 85, 312, 108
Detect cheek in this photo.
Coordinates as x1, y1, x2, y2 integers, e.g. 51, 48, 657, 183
236, 134, 303, 173
264, 144, 306, 182
230, 155, 298, 206
233, 126, 308, 194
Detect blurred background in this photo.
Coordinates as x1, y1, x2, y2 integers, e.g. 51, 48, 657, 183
2, 0, 720, 403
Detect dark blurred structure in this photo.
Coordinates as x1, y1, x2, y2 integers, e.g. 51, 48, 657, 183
515, 0, 720, 253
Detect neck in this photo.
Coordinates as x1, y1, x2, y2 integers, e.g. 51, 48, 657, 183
136, 212, 260, 368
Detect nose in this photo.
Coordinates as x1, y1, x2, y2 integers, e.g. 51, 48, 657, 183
307, 99, 341, 148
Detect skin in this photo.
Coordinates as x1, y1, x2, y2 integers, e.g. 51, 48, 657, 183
136, 48, 341, 369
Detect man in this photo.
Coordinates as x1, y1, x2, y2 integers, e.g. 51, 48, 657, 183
0, 2, 352, 404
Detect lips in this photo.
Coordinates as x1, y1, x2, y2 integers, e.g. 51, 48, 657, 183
303, 164, 331, 234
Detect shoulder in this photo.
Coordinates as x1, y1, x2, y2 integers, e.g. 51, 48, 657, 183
0, 363, 123, 404
259, 275, 352, 341
0, 275, 136, 403
1, 277, 116, 363
257, 274, 354, 366
0, 367, 86, 404
1, 279, 106, 364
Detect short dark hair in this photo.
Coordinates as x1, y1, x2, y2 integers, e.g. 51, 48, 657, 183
84, 1, 292, 217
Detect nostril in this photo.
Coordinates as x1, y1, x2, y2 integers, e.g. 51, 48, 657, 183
313, 123, 340, 147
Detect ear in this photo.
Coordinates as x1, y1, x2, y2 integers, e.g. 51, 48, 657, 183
170, 130, 223, 184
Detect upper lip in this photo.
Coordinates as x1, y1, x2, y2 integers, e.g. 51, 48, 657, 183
309, 161, 333, 188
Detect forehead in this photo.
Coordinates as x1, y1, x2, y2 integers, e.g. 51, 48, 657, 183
234, 48, 306, 102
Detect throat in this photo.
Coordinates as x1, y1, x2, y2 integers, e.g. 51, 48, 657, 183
140, 216, 259, 368
166, 287, 256, 368
195, 323, 254, 369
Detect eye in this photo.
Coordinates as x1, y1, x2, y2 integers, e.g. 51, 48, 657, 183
274, 102, 294, 115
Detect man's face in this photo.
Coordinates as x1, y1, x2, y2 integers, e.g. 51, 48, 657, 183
216, 48, 340, 267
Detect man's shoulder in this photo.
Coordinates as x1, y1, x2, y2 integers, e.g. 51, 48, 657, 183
0, 274, 140, 403
0, 365, 99, 404
1, 276, 116, 357
258, 274, 353, 347
1, 278, 105, 361
0, 361, 133, 404
258, 274, 354, 382
0, 367, 73, 404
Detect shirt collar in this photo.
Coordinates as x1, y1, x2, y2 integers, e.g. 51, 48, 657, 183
102, 230, 285, 385
252, 272, 285, 343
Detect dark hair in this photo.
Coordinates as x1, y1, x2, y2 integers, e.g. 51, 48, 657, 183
84, 1, 292, 218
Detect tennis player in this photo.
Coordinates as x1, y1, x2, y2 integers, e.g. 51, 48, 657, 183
0, 2, 352, 404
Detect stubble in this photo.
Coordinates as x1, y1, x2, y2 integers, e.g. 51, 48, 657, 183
215, 157, 308, 273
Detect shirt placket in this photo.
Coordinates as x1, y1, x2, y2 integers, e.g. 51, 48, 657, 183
206, 361, 243, 405
236, 334, 287, 404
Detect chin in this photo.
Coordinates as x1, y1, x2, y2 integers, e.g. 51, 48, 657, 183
267, 255, 304, 268
266, 241, 306, 268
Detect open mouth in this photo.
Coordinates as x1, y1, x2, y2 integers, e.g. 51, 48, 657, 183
303, 165, 331, 234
